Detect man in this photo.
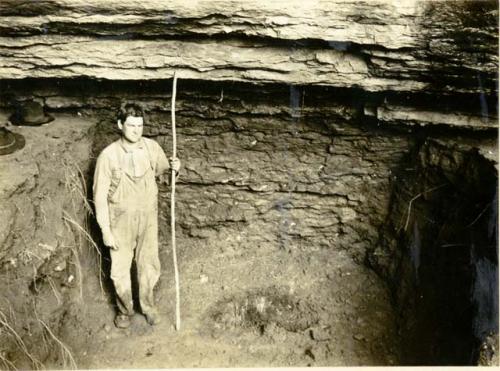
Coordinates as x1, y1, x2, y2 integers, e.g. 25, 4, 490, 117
93, 103, 180, 328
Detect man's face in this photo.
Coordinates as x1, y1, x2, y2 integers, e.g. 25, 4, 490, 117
118, 116, 143, 143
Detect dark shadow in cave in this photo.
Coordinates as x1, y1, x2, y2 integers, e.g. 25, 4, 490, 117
371, 136, 499, 365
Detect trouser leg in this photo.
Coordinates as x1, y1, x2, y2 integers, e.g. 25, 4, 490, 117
110, 210, 135, 316
135, 207, 161, 315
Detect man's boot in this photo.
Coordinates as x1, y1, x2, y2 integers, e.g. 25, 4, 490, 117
144, 309, 161, 326
114, 314, 131, 329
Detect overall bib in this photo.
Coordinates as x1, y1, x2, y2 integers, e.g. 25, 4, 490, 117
108, 145, 160, 316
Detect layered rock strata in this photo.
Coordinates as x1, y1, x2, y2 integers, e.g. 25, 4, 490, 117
0, 1, 497, 129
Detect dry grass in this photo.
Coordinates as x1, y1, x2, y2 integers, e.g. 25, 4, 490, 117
34, 308, 77, 370
62, 158, 94, 217
398, 183, 447, 232
0, 353, 16, 370
467, 201, 493, 227
67, 244, 84, 300
61, 159, 105, 295
63, 212, 104, 295
0, 306, 17, 369
47, 277, 62, 305
0, 310, 43, 370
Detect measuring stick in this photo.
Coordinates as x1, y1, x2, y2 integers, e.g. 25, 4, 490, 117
170, 71, 180, 331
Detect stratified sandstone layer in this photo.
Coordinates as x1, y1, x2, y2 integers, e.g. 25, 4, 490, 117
0, 1, 497, 93
0, 1, 497, 129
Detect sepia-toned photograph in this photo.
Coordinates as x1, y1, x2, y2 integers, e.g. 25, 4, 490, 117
0, 0, 498, 368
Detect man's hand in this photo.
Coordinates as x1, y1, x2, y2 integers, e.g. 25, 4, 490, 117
103, 230, 118, 250
169, 157, 181, 173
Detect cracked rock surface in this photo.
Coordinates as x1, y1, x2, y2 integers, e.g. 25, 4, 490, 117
0, 0, 497, 96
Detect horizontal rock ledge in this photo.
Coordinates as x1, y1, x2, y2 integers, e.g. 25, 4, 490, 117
0, 0, 425, 49
0, 1, 496, 95
0, 36, 428, 92
0, 78, 496, 130
365, 104, 497, 130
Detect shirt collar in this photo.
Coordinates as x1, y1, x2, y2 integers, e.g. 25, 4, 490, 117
119, 137, 145, 153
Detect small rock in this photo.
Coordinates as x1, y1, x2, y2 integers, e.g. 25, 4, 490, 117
38, 243, 55, 251
200, 274, 208, 283
310, 327, 331, 341
103, 324, 111, 333
353, 333, 365, 341
54, 262, 66, 272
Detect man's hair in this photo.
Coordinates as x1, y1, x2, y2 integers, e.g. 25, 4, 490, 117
117, 102, 145, 124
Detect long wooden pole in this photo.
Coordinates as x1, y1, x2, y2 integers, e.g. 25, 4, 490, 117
171, 71, 180, 331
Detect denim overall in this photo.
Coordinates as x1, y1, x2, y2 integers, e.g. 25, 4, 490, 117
108, 140, 160, 316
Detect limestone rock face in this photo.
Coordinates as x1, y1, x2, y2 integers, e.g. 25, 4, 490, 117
0, 1, 431, 48
0, 36, 416, 91
0, 1, 497, 129
0, 0, 497, 96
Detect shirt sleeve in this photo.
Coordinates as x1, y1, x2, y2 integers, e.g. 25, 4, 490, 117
155, 142, 170, 176
93, 151, 112, 234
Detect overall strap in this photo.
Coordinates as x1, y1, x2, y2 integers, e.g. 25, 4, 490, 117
114, 141, 124, 172
142, 138, 156, 173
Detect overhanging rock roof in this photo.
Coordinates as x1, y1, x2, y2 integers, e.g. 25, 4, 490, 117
0, 0, 497, 94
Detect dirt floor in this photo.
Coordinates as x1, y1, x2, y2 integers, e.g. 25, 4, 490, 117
77, 236, 400, 368
1, 111, 400, 368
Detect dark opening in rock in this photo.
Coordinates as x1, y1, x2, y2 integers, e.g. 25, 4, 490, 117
370, 139, 498, 365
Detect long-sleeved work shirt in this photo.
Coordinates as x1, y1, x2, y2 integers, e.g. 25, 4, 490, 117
93, 137, 169, 235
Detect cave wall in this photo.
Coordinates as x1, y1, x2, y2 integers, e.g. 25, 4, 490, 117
1, 79, 413, 263
0, 78, 414, 367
